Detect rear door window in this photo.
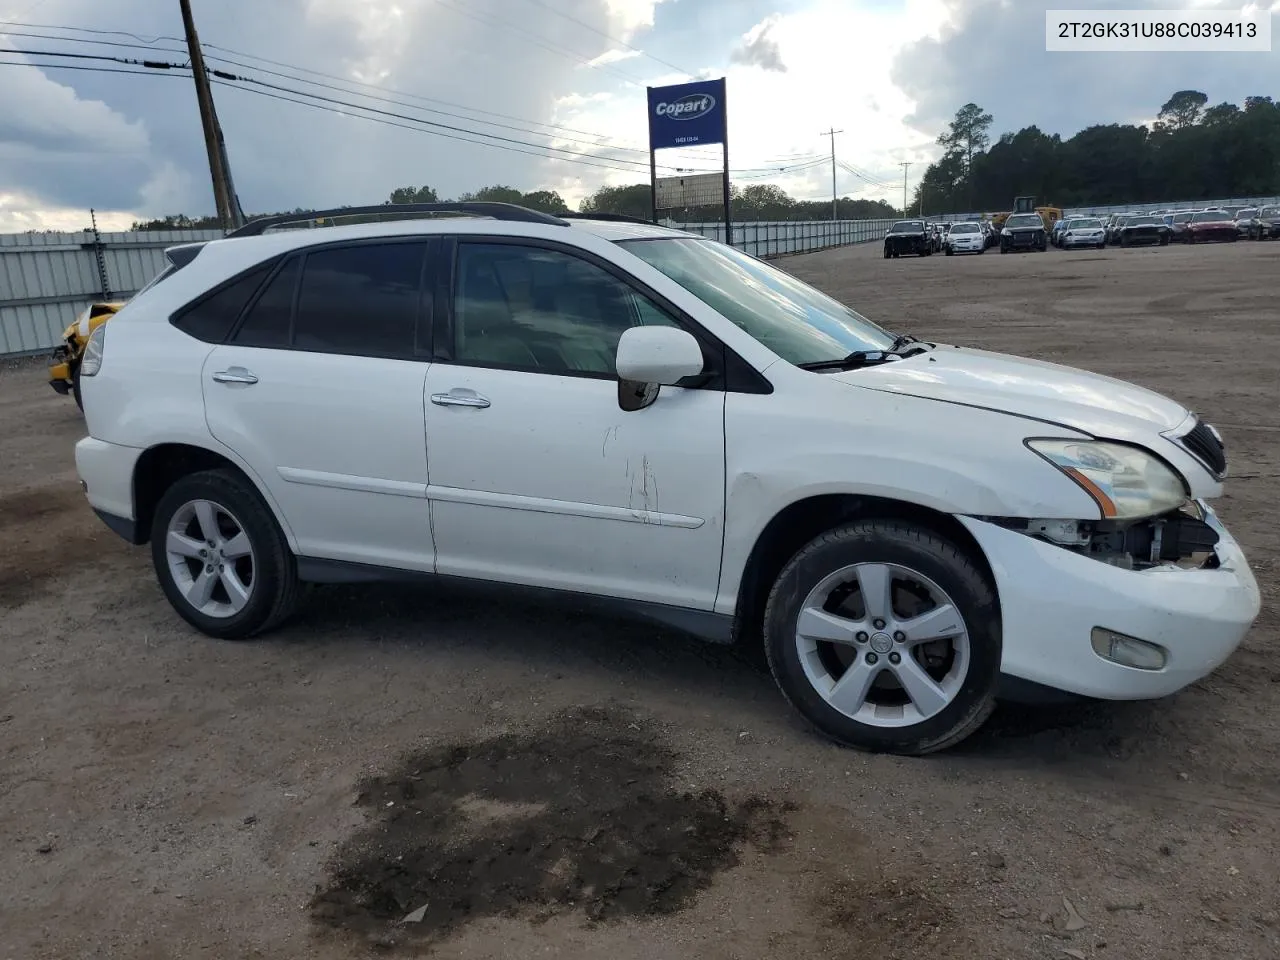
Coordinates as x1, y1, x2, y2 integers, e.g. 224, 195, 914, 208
293, 242, 428, 359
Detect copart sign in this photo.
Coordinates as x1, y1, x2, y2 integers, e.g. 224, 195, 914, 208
647, 78, 727, 150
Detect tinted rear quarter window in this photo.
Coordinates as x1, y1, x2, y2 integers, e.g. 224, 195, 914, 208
172, 262, 275, 343
234, 258, 300, 348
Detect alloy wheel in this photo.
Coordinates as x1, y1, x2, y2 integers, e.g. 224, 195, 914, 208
164, 499, 256, 618
794, 562, 970, 728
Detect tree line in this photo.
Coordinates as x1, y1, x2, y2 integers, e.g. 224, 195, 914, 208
130, 180, 897, 231
915, 90, 1280, 215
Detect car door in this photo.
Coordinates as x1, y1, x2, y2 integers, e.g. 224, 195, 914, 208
423, 237, 727, 610
202, 238, 437, 572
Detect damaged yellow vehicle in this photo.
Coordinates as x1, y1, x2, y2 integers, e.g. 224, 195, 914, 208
48, 301, 125, 410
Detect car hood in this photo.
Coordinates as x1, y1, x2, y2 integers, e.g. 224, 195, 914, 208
830, 345, 1188, 439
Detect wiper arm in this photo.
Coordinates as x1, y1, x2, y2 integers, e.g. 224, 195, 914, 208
888, 333, 935, 357
796, 350, 892, 371
889, 334, 919, 351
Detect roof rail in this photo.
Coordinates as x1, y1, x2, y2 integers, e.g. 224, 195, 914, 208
225, 202, 569, 238
558, 212, 658, 226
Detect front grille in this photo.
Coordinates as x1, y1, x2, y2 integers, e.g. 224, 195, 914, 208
1178, 418, 1227, 477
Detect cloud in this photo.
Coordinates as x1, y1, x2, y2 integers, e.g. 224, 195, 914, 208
586, 48, 643, 67
729, 14, 787, 72
892, 0, 1280, 149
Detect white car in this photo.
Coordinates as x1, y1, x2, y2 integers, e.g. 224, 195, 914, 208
943, 222, 984, 255
74, 202, 1260, 755
1059, 217, 1107, 249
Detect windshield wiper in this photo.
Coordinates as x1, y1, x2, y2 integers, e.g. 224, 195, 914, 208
796, 350, 894, 371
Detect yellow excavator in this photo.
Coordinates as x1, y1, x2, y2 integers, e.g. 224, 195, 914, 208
991, 196, 1062, 233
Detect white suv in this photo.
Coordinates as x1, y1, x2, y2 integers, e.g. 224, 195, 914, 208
74, 203, 1260, 755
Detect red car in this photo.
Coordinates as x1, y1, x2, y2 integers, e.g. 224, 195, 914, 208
1185, 210, 1238, 244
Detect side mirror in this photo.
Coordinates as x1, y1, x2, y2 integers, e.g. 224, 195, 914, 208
615, 326, 704, 412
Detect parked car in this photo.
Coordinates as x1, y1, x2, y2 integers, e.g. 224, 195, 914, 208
930, 223, 948, 252
1185, 210, 1239, 244
1059, 217, 1107, 249
70, 201, 1261, 756
999, 213, 1047, 253
1247, 204, 1280, 240
1117, 216, 1170, 247
47, 300, 126, 410
884, 220, 932, 258
1166, 211, 1195, 242
1106, 214, 1137, 245
1050, 218, 1070, 247
942, 221, 985, 255
1233, 208, 1258, 237
980, 220, 999, 248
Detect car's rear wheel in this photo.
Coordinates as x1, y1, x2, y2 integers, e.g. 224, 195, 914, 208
883, 246, 891, 259
150, 469, 301, 640
763, 520, 1001, 755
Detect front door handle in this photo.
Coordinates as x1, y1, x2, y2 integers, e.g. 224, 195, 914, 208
212, 367, 259, 385
431, 389, 490, 409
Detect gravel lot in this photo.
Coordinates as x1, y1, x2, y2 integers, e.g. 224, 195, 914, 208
1, 238, 1277, 960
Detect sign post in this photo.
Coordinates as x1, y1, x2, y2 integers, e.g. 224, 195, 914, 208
646, 78, 731, 245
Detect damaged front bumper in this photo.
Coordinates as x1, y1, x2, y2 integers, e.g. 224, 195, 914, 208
959, 500, 1260, 700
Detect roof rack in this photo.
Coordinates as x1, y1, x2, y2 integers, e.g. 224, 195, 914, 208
558, 212, 658, 226
225, 202, 569, 238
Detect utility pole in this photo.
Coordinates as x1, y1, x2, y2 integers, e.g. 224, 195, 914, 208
821, 127, 843, 221
180, 0, 236, 229
898, 161, 911, 216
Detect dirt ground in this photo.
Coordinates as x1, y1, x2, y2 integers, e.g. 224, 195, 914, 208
1, 238, 1277, 960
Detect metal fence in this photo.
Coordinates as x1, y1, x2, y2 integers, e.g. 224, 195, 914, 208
0, 229, 224, 357
670, 219, 896, 258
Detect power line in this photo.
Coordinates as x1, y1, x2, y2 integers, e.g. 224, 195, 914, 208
210, 79, 668, 176
0, 19, 184, 45
428, 0, 651, 87
0, 57, 186, 79
516, 0, 696, 77
0, 27, 188, 56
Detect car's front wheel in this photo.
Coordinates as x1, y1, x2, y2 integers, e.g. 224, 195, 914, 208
763, 520, 1001, 755
150, 469, 301, 640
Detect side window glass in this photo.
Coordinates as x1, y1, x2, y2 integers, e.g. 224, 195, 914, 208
294, 243, 426, 358
172, 261, 274, 343
233, 257, 299, 348
453, 243, 678, 376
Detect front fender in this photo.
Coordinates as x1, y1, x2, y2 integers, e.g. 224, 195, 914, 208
715, 386, 1098, 615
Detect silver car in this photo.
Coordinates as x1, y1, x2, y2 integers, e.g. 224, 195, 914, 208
1060, 217, 1107, 249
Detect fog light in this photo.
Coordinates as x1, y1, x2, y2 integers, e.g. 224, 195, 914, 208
1090, 628, 1167, 671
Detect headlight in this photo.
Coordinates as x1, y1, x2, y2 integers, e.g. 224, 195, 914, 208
80, 324, 107, 377
1001, 228, 1011, 236
1027, 440, 1187, 519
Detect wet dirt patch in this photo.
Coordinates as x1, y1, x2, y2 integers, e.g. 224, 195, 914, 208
0, 483, 118, 608
819, 875, 961, 955
310, 706, 794, 945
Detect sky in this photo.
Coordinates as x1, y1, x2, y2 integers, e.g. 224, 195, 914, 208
0, 0, 1276, 231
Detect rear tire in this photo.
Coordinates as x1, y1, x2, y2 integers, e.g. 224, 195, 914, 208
150, 469, 301, 640
762, 520, 1001, 755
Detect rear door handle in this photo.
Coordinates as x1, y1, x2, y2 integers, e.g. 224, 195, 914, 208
212, 367, 258, 385
431, 389, 490, 409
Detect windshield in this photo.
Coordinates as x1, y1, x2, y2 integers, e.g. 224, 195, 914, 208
1262, 206, 1280, 218
1072, 219, 1102, 229
1237, 209, 1257, 219
1173, 212, 1193, 223
888, 221, 923, 233
620, 238, 895, 365
1192, 211, 1230, 223
1006, 214, 1042, 228
950, 223, 978, 234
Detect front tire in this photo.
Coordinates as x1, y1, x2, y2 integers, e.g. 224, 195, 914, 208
762, 520, 1001, 755
150, 469, 301, 640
